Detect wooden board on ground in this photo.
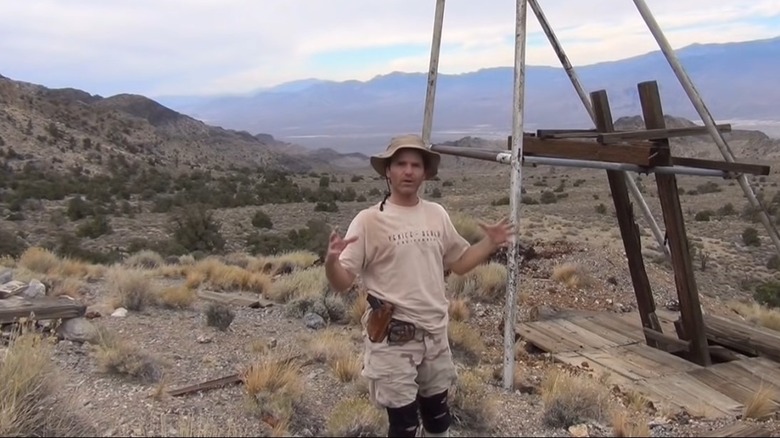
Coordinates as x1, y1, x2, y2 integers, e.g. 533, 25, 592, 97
516, 310, 780, 421
0, 295, 86, 323
197, 290, 274, 308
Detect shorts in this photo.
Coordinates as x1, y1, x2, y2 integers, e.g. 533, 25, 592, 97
360, 311, 458, 409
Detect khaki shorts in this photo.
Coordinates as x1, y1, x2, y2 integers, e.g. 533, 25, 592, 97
360, 312, 457, 409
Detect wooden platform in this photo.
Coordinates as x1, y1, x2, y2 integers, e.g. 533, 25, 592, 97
517, 310, 780, 420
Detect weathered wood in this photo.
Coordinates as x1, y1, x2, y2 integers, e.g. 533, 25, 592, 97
638, 80, 711, 367
643, 327, 690, 353
597, 124, 732, 144
0, 296, 86, 324
670, 156, 770, 176
168, 373, 241, 397
703, 314, 780, 361
507, 135, 661, 166
591, 89, 662, 349
196, 290, 274, 308
708, 422, 772, 437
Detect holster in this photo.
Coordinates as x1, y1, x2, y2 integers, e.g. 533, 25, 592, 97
366, 294, 394, 343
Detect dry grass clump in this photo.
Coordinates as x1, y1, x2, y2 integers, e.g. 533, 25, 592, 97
251, 250, 320, 275
348, 288, 369, 325
610, 409, 651, 437
551, 263, 593, 290
449, 368, 499, 432
540, 366, 613, 428
205, 302, 236, 331
743, 384, 777, 419
124, 249, 165, 270
0, 327, 97, 436
17, 247, 103, 280
157, 285, 196, 309
268, 265, 328, 303
448, 320, 486, 364
307, 329, 362, 383
448, 296, 471, 321
241, 353, 305, 435
189, 257, 272, 295
727, 299, 780, 331
447, 262, 506, 302
451, 212, 485, 244
92, 326, 166, 384
326, 396, 385, 437
106, 266, 157, 311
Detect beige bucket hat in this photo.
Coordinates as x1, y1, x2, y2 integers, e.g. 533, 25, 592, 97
370, 134, 441, 180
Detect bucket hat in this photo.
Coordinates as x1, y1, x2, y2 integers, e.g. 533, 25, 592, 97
369, 134, 441, 180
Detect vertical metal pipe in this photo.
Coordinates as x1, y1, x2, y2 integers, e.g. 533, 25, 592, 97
528, 0, 669, 258
422, 0, 445, 146
420, 0, 446, 198
631, 0, 780, 257
504, 0, 528, 391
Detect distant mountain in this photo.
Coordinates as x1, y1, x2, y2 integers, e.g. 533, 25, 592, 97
0, 75, 361, 176
158, 36, 780, 154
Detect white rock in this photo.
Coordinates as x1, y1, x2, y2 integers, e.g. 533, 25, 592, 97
23, 279, 46, 299
568, 423, 589, 437
111, 307, 128, 317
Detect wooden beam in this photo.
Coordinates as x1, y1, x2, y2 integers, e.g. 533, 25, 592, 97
638, 80, 711, 367
590, 89, 662, 349
507, 135, 661, 166
169, 373, 241, 397
196, 290, 274, 309
703, 313, 780, 361
597, 124, 732, 144
0, 296, 86, 324
670, 157, 770, 176
643, 327, 690, 353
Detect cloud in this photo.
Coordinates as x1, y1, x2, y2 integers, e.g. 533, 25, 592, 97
0, 0, 777, 97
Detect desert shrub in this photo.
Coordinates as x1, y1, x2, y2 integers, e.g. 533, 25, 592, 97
170, 204, 225, 253
0, 228, 28, 257
252, 209, 273, 229
754, 281, 780, 308
742, 227, 760, 246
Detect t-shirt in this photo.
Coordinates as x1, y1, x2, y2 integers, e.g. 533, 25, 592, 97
339, 198, 471, 334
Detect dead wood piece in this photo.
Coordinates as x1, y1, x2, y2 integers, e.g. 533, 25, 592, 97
0, 296, 86, 324
168, 373, 241, 397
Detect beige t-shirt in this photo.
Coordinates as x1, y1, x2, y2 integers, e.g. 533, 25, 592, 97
339, 198, 471, 334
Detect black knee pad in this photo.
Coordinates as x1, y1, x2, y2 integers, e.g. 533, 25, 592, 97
418, 390, 451, 434
386, 400, 419, 437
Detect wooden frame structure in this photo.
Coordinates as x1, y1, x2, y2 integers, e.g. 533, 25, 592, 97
417, 0, 778, 388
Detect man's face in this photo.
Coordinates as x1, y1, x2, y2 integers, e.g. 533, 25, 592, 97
385, 149, 426, 196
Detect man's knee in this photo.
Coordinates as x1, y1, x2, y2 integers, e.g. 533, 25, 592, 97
386, 399, 419, 437
418, 390, 451, 434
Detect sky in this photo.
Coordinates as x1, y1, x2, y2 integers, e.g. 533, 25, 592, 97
1, 0, 779, 99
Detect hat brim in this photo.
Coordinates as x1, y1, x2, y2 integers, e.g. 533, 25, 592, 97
370, 145, 440, 180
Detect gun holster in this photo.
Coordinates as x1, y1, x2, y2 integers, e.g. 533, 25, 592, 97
366, 294, 394, 343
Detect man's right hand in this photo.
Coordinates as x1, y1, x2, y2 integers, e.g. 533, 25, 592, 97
326, 228, 358, 264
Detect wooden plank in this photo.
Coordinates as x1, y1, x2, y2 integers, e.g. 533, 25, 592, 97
527, 319, 597, 351
169, 373, 241, 397
196, 290, 274, 308
643, 327, 690, 353
708, 422, 772, 437
690, 367, 777, 408
576, 349, 652, 381
596, 124, 732, 144
638, 80, 711, 367
587, 313, 647, 343
731, 357, 780, 384
702, 314, 780, 361
516, 321, 581, 353
0, 296, 86, 324
507, 135, 661, 166
623, 343, 702, 374
705, 361, 780, 404
568, 316, 639, 347
671, 157, 770, 176
641, 373, 743, 418
554, 351, 640, 390
591, 89, 662, 350
553, 318, 621, 350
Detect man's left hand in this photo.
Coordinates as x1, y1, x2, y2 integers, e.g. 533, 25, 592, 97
478, 217, 516, 248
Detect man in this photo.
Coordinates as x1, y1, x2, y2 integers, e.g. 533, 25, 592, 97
325, 134, 514, 437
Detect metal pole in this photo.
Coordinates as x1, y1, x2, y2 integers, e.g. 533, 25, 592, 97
528, 0, 669, 258
503, 0, 528, 391
632, 0, 780, 257
429, 144, 734, 177
420, 0, 446, 198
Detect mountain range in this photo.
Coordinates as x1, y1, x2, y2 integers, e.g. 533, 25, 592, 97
158, 36, 780, 154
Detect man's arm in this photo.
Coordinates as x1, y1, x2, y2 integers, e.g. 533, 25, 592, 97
448, 237, 498, 275
325, 257, 357, 293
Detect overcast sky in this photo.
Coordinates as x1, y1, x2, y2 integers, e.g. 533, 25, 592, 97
1, 0, 778, 99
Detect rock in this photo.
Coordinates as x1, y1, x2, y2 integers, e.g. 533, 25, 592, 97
111, 307, 128, 317
0, 268, 12, 284
303, 312, 326, 330
196, 334, 212, 344
23, 279, 46, 299
55, 317, 99, 344
568, 423, 589, 437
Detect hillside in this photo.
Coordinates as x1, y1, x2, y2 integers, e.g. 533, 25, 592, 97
0, 74, 363, 176
159, 36, 780, 153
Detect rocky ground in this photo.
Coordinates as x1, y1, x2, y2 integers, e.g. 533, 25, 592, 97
3, 164, 780, 437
